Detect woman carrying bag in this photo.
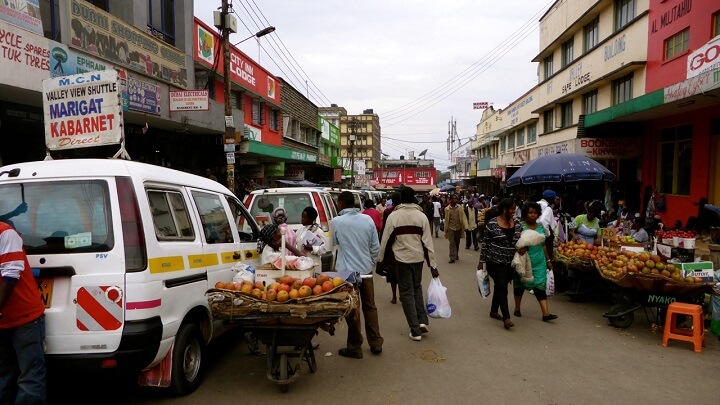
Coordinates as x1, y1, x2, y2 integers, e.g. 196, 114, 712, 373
477, 198, 522, 330
512, 201, 558, 322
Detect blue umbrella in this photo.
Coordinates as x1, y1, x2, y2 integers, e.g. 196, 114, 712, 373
506, 153, 615, 187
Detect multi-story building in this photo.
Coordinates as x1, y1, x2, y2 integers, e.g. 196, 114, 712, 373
478, 0, 650, 208
584, 0, 720, 226
339, 109, 381, 188
472, 107, 507, 196
1, 0, 232, 176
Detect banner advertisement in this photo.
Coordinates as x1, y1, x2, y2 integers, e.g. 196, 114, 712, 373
196, 24, 215, 65
0, 18, 51, 91
575, 138, 641, 159
68, 0, 187, 88
169, 90, 209, 111
42, 70, 123, 150
127, 77, 161, 115
377, 168, 436, 186
0, 0, 43, 35
687, 35, 720, 79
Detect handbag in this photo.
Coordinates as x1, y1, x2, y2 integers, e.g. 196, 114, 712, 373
439, 219, 445, 232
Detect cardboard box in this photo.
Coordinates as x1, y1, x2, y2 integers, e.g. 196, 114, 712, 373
253, 264, 315, 287
681, 262, 714, 282
656, 243, 694, 263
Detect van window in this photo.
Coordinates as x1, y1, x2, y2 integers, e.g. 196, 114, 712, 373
249, 194, 312, 225
192, 191, 235, 244
0, 181, 113, 254
226, 197, 258, 243
147, 190, 194, 240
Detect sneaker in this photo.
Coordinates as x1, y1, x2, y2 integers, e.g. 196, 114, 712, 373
409, 333, 422, 341
419, 324, 429, 334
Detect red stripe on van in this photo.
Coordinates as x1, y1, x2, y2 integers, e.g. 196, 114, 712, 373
77, 287, 122, 330
126, 299, 162, 310
77, 320, 88, 331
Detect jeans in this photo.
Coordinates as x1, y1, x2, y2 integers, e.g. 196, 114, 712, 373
0, 315, 46, 405
345, 277, 384, 352
447, 229, 462, 260
487, 262, 514, 321
396, 261, 428, 337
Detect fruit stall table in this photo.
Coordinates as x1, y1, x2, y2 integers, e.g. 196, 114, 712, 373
595, 255, 713, 328
553, 241, 614, 302
206, 274, 359, 392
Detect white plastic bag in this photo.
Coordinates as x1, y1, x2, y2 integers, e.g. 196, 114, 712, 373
476, 269, 491, 299
426, 278, 451, 318
546, 269, 555, 298
232, 263, 256, 284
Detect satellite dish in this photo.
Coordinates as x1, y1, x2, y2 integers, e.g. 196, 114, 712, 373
418, 149, 428, 157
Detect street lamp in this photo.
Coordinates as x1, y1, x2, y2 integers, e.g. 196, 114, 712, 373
233, 26, 276, 46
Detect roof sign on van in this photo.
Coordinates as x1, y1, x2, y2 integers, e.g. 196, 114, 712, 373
42, 70, 123, 151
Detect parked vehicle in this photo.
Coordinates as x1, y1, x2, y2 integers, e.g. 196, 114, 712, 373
323, 187, 365, 209
0, 159, 262, 395
244, 187, 337, 271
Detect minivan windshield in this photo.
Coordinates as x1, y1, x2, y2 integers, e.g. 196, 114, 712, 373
248, 193, 313, 226
0, 180, 114, 254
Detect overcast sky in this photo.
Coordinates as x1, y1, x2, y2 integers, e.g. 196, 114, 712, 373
194, 1, 553, 170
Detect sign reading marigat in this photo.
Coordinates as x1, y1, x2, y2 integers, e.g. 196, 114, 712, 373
42, 71, 123, 151
68, 0, 187, 88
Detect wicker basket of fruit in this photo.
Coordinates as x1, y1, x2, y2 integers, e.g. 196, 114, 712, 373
207, 275, 359, 323
555, 241, 597, 272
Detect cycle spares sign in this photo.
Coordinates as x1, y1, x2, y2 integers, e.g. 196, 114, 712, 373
43, 70, 123, 151
68, 0, 187, 88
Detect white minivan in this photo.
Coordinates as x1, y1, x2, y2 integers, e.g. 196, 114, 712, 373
0, 159, 262, 394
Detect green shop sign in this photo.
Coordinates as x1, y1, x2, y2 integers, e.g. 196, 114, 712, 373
248, 141, 317, 162
266, 162, 285, 177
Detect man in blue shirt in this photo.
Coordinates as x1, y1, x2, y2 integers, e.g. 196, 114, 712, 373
333, 191, 383, 358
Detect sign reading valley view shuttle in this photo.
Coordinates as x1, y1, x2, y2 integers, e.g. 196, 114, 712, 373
43, 70, 123, 151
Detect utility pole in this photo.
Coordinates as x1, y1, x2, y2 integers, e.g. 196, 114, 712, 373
348, 117, 358, 190
221, 0, 236, 194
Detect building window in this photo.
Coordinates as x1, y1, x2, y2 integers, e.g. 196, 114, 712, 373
561, 102, 573, 127
500, 136, 506, 152
714, 11, 720, 37
664, 28, 689, 60
615, 0, 636, 31
269, 109, 279, 131
148, 0, 175, 46
40, 0, 62, 40
561, 39, 574, 68
251, 99, 262, 125
516, 127, 525, 147
86, 0, 110, 10
584, 17, 599, 52
583, 90, 598, 114
543, 110, 554, 133
507, 132, 515, 150
658, 125, 692, 196
612, 74, 633, 105
543, 55, 554, 79
527, 123, 537, 143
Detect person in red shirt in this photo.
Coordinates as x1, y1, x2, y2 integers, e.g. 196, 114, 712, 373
362, 199, 383, 237
0, 221, 46, 405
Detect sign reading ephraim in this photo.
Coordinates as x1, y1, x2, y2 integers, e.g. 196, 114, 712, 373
67, 0, 187, 88
42, 70, 123, 151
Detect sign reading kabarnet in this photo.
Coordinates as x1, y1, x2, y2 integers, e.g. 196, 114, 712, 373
43, 70, 122, 150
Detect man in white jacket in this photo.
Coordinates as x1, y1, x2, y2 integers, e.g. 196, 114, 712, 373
538, 190, 558, 255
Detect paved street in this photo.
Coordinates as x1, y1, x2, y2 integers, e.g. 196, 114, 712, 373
48, 235, 719, 404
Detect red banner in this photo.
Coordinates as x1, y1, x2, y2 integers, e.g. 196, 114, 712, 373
375, 168, 436, 186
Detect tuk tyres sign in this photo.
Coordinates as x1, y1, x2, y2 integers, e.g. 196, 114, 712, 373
43, 71, 123, 151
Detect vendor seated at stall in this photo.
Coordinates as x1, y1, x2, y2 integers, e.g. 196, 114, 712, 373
570, 201, 602, 245
630, 217, 649, 246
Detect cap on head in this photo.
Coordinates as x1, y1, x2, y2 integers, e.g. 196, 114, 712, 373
542, 190, 557, 200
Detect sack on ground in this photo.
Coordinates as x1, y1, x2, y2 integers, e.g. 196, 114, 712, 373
426, 278, 451, 318
546, 269, 555, 298
476, 269, 491, 299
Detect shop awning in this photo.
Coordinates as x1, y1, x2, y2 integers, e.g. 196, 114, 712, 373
584, 90, 664, 127
276, 179, 319, 187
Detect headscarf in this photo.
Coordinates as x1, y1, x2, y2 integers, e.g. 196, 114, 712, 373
257, 223, 278, 253
272, 207, 288, 225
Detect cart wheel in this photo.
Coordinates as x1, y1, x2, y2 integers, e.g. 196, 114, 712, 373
608, 304, 634, 328
279, 354, 289, 393
305, 348, 317, 373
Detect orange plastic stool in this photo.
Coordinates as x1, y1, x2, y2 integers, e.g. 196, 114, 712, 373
662, 302, 705, 353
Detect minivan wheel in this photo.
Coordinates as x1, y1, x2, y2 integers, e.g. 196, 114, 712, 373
169, 323, 205, 395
